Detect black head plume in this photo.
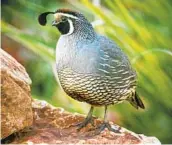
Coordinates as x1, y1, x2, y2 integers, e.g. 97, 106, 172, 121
38, 12, 54, 26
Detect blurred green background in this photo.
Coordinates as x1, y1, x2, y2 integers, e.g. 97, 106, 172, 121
1, 0, 172, 143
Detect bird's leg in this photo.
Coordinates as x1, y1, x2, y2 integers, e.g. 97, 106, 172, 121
94, 105, 120, 135
76, 106, 95, 131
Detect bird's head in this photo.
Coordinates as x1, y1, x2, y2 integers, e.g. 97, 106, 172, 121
38, 9, 93, 36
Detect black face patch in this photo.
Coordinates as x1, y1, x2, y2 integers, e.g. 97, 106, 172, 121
56, 20, 70, 35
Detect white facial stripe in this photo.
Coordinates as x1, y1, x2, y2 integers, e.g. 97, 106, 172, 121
54, 13, 79, 20
63, 19, 74, 36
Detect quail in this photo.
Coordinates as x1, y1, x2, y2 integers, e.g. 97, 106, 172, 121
38, 9, 145, 134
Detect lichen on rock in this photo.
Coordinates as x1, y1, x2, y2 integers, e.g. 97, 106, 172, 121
8, 99, 160, 144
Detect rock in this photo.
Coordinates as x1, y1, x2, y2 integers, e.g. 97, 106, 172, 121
8, 99, 161, 144
0, 49, 33, 139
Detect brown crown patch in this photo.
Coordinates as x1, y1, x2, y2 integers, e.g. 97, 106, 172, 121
55, 9, 80, 17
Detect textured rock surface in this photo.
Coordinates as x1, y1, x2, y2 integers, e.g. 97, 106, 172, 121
0, 49, 33, 139
8, 99, 160, 144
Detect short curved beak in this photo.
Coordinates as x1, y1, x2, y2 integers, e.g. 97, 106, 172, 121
52, 20, 58, 26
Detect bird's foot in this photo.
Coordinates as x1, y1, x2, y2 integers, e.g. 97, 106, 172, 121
94, 122, 120, 135
76, 116, 95, 131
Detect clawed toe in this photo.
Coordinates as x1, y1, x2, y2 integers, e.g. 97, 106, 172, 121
73, 106, 120, 135
94, 122, 120, 135
76, 117, 95, 131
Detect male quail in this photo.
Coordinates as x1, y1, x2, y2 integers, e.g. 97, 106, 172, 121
38, 9, 145, 134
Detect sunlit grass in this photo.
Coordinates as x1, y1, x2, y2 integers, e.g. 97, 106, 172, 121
78, 0, 172, 143
1, 0, 172, 143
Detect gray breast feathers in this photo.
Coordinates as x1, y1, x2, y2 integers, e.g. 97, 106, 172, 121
56, 34, 137, 86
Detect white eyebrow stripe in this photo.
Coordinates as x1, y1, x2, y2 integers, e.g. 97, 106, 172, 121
54, 13, 79, 20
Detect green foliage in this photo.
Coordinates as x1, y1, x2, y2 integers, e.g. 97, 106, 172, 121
78, 0, 172, 143
1, 0, 172, 143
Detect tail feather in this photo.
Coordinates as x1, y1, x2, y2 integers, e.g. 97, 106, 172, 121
135, 92, 145, 109
129, 92, 145, 109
